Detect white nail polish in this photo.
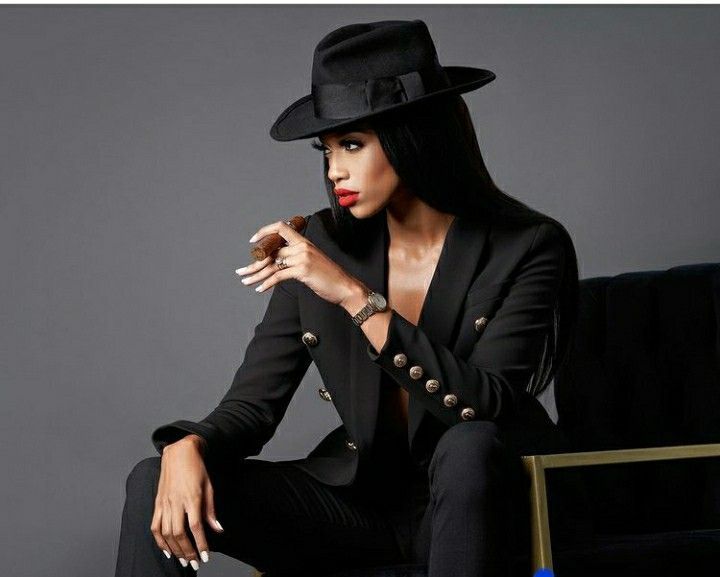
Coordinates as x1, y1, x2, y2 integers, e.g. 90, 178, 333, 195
163, 549, 171, 559
255, 285, 263, 292
236, 266, 247, 273
214, 519, 224, 531
190, 559, 199, 570
179, 557, 188, 567
200, 550, 209, 563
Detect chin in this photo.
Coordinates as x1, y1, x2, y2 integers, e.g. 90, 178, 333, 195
350, 201, 385, 220
350, 208, 377, 220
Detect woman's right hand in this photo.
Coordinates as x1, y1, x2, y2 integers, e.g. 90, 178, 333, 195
150, 434, 224, 570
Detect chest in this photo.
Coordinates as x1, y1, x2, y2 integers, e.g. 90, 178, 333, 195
386, 245, 443, 325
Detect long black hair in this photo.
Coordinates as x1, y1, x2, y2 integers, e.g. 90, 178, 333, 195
313, 93, 579, 399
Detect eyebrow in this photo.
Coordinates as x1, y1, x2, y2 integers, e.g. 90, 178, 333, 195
318, 129, 372, 145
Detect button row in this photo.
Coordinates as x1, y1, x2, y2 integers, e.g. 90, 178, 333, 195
392, 351, 475, 421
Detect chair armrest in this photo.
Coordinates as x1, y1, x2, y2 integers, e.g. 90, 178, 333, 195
520, 442, 720, 574
524, 442, 720, 469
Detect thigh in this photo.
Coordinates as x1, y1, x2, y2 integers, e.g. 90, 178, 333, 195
205, 457, 406, 575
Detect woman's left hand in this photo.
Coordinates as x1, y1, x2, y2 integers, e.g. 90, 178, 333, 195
236, 220, 364, 307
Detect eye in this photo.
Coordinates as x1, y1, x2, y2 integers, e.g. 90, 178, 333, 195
310, 140, 325, 152
310, 139, 362, 156
340, 139, 362, 152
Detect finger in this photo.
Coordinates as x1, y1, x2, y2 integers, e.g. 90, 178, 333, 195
172, 504, 199, 569
161, 502, 185, 565
256, 266, 293, 292
187, 505, 210, 566
239, 263, 278, 286
204, 480, 224, 536
241, 254, 295, 287
235, 255, 272, 277
151, 502, 173, 560
240, 241, 304, 285
249, 220, 305, 245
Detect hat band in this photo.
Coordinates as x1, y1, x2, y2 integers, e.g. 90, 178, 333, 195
312, 70, 444, 119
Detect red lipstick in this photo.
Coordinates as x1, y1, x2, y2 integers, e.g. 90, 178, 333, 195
334, 188, 359, 196
334, 188, 360, 207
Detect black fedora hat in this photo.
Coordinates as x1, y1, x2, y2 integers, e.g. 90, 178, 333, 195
269, 19, 496, 142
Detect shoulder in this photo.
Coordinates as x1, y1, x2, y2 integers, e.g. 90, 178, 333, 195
302, 207, 334, 242
488, 217, 568, 259
470, 216, 570, 287
301, 207, 346, 259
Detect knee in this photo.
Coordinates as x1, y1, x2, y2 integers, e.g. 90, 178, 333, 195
429, 421, 507, 489
433, 420, 504, 463
125, 456, 161, 496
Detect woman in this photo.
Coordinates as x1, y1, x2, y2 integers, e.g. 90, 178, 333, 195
114, 19, 583, 577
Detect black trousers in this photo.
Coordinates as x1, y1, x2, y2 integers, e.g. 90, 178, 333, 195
114, 421, 538, 577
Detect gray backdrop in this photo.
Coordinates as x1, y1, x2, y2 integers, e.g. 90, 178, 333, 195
2, 5, 719, 577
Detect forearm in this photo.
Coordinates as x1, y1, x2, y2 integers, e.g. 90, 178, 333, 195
339, 279, 392, 354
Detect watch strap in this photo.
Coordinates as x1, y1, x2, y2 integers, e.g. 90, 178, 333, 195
351, 290, 377, 326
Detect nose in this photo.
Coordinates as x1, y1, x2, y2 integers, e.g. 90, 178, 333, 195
327, 156, 349, 184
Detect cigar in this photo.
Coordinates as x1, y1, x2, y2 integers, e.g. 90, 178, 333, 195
250, 215, 307, 261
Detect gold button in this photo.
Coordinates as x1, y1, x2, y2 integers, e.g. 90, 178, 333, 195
318, 387, 332, 402
345, 439, 357, 451
409, 365, 424, 380
302, 331, 319, 346
393, 353, 408, 367
425, 379, 440, 393
474, 317, 488, 332
461, 407, 476, 420
443, 394, 458, 407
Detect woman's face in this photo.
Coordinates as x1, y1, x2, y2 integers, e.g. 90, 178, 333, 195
312, 127, 408, 218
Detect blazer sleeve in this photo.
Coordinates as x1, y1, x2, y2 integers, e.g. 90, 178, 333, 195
150, 265, 312, 460
366, 221, 567, 425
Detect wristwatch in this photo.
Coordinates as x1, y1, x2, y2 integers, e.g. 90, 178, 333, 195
351, 290, 388, 326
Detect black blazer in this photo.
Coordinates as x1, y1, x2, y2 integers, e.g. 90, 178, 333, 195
151, 208, 570, 487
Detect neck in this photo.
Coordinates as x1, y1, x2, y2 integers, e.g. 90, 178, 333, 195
384, 194, 456, 251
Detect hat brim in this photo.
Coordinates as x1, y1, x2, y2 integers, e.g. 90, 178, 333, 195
269, 66, 496, 142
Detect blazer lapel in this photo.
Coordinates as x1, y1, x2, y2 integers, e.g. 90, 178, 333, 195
347, 213, 490, 459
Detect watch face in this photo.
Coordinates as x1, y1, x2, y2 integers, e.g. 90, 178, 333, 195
368, 291, 387, 311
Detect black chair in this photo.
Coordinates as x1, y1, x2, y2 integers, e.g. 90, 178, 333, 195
538, 262, 720, 576
254, 262, 720, 577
